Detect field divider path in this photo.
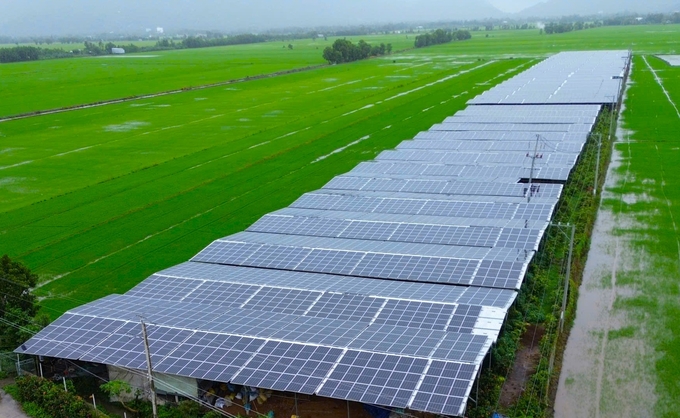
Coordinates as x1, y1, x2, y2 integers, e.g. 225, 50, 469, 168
0, 64, 326, 123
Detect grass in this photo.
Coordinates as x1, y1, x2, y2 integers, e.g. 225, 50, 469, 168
3, 25, 680, 118
0, 50, 530, 316
0, 34, 414, 117
605, 54, 680, 416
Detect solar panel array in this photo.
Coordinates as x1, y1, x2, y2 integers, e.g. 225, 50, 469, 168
469, 51, 629, 105
18, 51, 630, 417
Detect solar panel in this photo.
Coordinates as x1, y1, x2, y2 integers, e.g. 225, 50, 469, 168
468, 51, 629, 105
154, 333, 263, 382
307, 293, 384, 322
473, 260, 529, 289
410, 361, 479, 416
269, 317, 367, 347
243, 287, 322, 315
160, 262, 518, 308
348, 324, 446, 357
373, 300, 456, 330
181, 281, 259, 306
81, 325, 190, 370
350, 253, 479, 285
317, 351, 429, 408
17, 314, 129, 360
447, 305, 484, 334
127, 275, 201, 301
339, 220, 398, 241
231, 342, 343, 395
294, 249, 367, 275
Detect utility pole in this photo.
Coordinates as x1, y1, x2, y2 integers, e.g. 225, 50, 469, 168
555, 223, 575, 334
527, 134, 541, 203
140, 319, 159, 418
593, 133, 602, 196
607, 94, 617, 143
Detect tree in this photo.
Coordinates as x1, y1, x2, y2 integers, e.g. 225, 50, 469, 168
288, 43, 294, 50
323, 46, 341, 64
100, 380, 138, 413
414, 29, 469, 49
321, 38, 389, 64
0, 255, 48, 350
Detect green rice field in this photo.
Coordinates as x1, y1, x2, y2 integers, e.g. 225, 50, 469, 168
3, 26, 680, 118
0, 51, 531, 315
2, 24, 680, 414
604, 54, 680, 416
0, 34, 414, 117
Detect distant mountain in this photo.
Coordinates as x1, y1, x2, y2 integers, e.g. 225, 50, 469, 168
0, 0, 505, 37
518, 0, 680, 17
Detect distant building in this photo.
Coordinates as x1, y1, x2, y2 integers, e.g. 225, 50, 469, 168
157, 27, 164, 34
111, 47, 125, 54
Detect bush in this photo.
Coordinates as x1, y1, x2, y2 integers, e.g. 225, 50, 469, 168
15, 375, 108, 418
20, 402, 53, 418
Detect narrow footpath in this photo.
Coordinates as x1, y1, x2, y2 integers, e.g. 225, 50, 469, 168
0, 379, 29, 418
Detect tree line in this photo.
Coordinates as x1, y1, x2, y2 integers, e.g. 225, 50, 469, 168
542, 12, 680, 35
322, 39, 392, 64
180, 33, 268, 49
0, 45, 73, 63
0, 255, 48, 351
0, 33, 271, 64
414, 29, 471, 48
542, 22, 595, 34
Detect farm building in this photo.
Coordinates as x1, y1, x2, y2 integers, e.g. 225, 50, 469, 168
17, 51, 630, 417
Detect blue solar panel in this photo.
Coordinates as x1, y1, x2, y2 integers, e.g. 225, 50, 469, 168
232, 342, 343, 394
317, 350, 428, 408
307, 293, 384, 322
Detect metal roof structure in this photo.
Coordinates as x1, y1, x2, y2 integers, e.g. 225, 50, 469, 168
17, 50, 630, 417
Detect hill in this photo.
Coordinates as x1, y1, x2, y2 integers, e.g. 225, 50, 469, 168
518, 0, 680, 17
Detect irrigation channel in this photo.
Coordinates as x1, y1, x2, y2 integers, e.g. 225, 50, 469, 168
14, 51, 630, 418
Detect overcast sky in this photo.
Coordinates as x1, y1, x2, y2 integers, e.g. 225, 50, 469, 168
0, 0, 550, 37
1, 0, 674, 37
